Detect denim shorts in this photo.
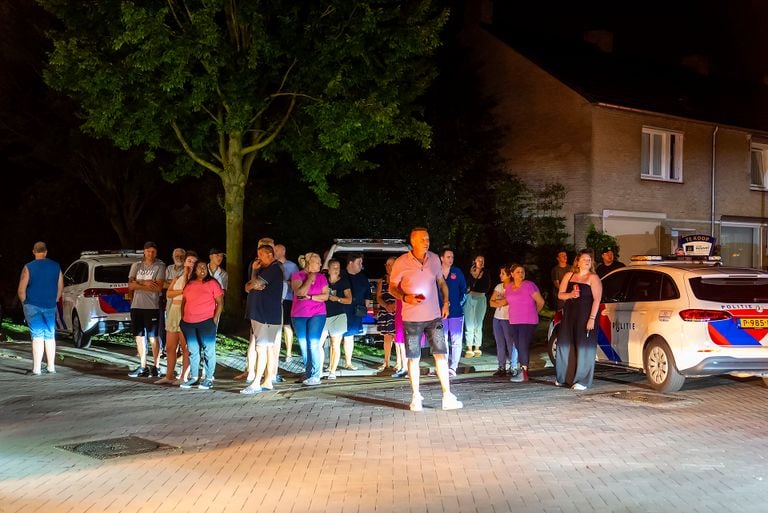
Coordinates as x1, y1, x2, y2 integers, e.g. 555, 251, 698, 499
403, 318, 447, 359
23, 304, 57, 340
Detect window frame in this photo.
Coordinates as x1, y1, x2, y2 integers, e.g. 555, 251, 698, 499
641, 127, 684, 183
750, 142, 768, 191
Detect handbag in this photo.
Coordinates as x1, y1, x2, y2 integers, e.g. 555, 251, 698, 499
355, 304, 367, 317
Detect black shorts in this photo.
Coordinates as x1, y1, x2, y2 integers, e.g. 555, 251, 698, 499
131, 308, 159, 337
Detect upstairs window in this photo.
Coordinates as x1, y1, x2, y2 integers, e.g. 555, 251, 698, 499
750, 142, 768, 190
641, 127, 683, 183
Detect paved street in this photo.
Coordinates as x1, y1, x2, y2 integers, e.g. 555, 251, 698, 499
2, 340, 768, 513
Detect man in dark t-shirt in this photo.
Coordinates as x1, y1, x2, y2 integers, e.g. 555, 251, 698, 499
596, 246, 625, 279
240, 244, 284, 394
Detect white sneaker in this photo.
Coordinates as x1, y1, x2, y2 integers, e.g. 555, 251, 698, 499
327, 373, 337, 380
409, 394, 424, 412
442, 393, 463, 410
240, 385, 263, 395
571, 383, 587, 391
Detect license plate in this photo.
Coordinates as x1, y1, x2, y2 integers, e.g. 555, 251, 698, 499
739, 318, 768, 329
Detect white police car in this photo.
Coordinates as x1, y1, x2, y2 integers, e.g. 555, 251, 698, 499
548, 256, 768, 392
59, 251, 142, 348
323, 238, 410, 337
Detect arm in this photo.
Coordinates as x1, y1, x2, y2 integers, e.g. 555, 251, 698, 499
293, 273, 316, 297
17, 266, 29, 303
167, 276, 184, 299
309, 284, 330, 303
375, 279, 386, 308
587, 274, 603, 331
331, 287, 353, 305
557, 272, 575, 301
213, 294, 224, 325
488, 286, 507, 308
57, 271, 64, 301
436, 275, 450, 319
532, 290, 545, 313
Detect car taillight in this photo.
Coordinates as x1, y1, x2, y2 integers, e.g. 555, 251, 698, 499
679, 309, 732, 322
83, 288, 118, 297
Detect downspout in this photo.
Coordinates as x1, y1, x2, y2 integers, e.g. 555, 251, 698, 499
711, 126, 719, 236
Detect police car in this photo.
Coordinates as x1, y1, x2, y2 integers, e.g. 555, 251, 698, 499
323, 238, 410, 337
548, 255, 768, 392
59, 251, 143, 348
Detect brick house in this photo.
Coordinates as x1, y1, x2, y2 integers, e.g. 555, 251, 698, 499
464, 3, 768, 269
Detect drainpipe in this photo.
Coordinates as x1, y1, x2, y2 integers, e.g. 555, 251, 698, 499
711, 126, 719, 237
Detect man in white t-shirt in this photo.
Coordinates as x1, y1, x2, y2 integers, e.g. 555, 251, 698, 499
389, 227, 463, 412
127, 241, 166, 378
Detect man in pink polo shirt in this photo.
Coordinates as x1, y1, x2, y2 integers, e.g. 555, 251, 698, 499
389, 227, 463, 411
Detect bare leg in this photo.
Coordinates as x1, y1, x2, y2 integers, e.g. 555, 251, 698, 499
329, 335, 342, 374
283, 325, 294, 359
269, 332, 280, 381
395, 344, 406, 371
408, 357, 420, 398
44, 339, 56, 372
343, 335, 356, 369
31, 338, 44, 374
179, 332, 190, 382
135, 336, 147, 368
379, 334, 393, 370
149, 336, 160, 369
254, 345, 269, 386
433, 353, 451, 394
246, 335, 257, 382
165, 332, 179, 375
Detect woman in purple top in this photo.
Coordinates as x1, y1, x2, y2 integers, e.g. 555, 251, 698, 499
504, 263, 545, 383
291, 252, 329, 386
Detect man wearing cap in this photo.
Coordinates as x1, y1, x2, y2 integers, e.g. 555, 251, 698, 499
17, 241, 63, 375
127, 241, 166, 378
596, 246, 625, 279
208, 248, 228, 292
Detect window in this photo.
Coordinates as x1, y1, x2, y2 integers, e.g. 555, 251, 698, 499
750, 143, 768, 190
601, 271, 629, 303
625, 271, 664, 302
641, 127, 683, 182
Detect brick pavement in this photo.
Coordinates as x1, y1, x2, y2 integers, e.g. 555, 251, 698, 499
2, 342, 768, 513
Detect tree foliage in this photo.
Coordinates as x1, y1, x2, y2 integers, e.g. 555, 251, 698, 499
39, 0, 448, 316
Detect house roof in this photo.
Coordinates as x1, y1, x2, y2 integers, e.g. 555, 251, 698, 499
484, 25, 768, 133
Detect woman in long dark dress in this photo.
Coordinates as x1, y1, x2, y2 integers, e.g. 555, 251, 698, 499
556, 249, 602, 390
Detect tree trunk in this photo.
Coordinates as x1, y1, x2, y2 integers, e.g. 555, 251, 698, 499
220, 139, 247, 321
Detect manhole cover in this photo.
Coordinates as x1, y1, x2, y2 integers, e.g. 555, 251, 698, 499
58, 436, 175, 460
608, 390, 685, 404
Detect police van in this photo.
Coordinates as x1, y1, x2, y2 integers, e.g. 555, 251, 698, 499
323, 238, 410, 338
548, 255, 768, 392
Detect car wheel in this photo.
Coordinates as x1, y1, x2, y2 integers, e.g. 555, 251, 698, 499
72, 313, 92, 349
547, 329, 557, 366
643, 337, 685, 393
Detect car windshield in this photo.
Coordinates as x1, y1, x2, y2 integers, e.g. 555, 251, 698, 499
689, 277, 768, 303
330, 251, 405, 281
94, 264, 132, 284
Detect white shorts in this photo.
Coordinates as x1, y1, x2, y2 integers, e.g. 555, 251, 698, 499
251, 320, 281, 346
323, 313, 348, 338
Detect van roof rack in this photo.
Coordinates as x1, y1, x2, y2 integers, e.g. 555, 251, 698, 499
80, 250, 144, 257
333, 238, 407, 244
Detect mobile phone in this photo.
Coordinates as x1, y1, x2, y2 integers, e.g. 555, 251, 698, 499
415, 293, 426, 301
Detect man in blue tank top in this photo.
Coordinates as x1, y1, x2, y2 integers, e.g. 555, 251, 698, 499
17, 241, 63, 375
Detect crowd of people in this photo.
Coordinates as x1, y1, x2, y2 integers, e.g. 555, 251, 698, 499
17, 232, 624, 410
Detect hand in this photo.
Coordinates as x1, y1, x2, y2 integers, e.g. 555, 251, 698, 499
586, 318, 595, 331
571, 284, 580, 299
386, 303, 396, 314
441, 302, 450, 319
